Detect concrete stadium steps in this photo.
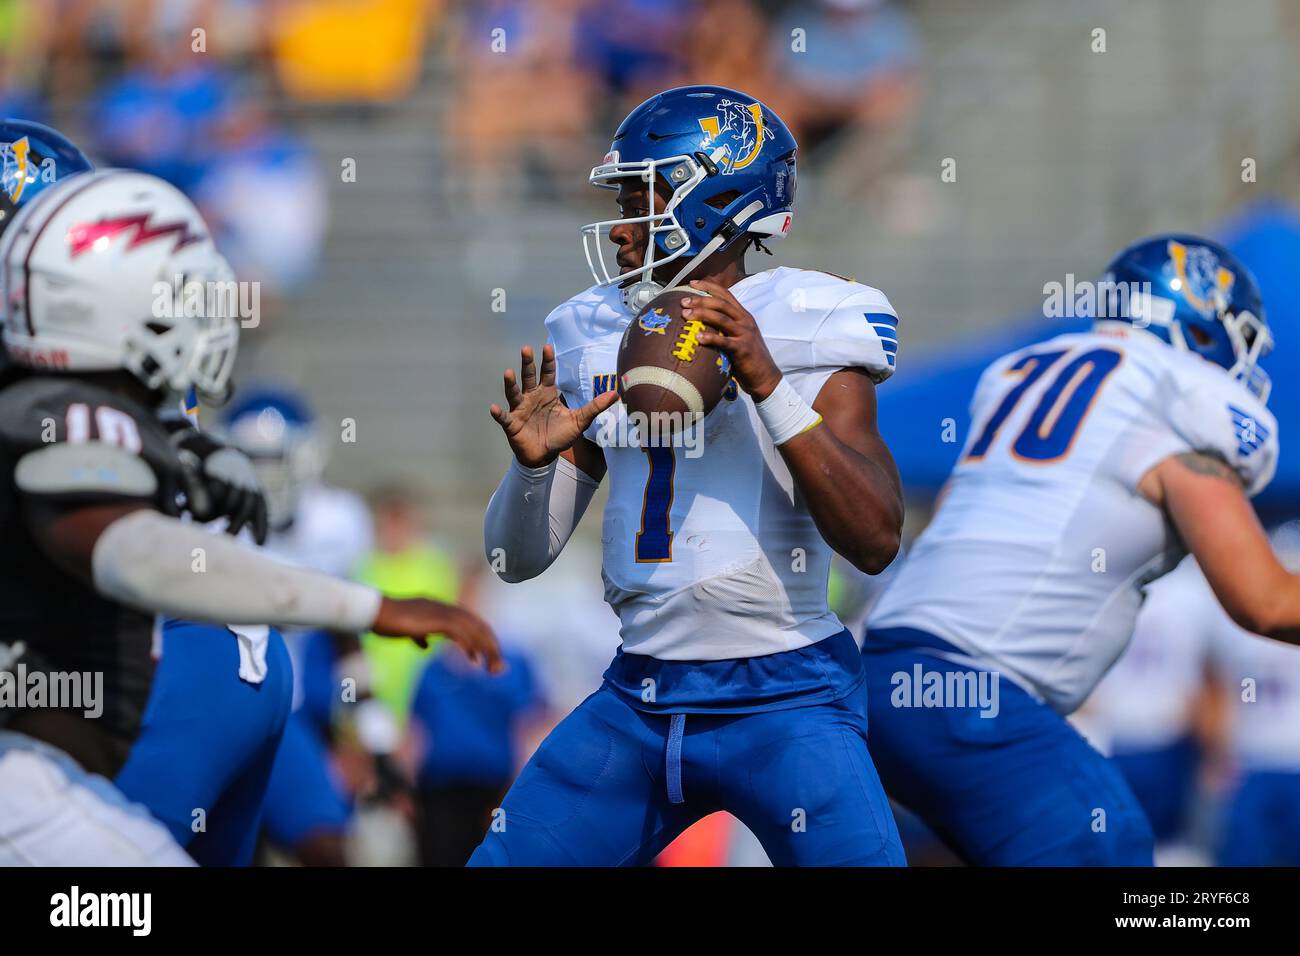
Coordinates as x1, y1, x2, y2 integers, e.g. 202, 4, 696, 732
860, 0, 1300, 343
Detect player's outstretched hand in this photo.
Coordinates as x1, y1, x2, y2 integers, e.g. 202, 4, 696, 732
371, 597, 504, 673
489, 343, 618, 467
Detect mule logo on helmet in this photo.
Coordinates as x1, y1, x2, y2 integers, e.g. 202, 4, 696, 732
67, 213, 205, 257
697, 99, 766, 174
1167, 239, 1235, 317
2, 136, 31, 203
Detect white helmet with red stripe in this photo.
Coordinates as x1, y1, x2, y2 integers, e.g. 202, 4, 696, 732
0, 168, 238, 401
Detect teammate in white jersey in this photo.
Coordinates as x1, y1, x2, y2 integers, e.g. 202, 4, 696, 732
863, 233, 1300, 865
1198, 524, 1300, 864
1076, 556, 1217, 859
1093, 531, 1300, 865
472, 85, 907, 866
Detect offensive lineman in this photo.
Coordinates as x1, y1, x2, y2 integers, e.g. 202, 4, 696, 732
0, 169, 499, 865
863, 234, 1296, 865
473, 85, 906, 866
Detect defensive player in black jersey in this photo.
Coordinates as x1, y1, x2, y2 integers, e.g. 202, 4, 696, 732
0, 168, 499, 865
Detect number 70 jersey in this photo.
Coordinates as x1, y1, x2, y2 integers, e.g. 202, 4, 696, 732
868, 328, 1279, 715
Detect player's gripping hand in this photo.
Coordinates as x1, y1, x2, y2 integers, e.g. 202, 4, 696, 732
371, 597, 503, 673
681, 279, 783, 402
170, 427, 270, 544
489, 344, 618, 467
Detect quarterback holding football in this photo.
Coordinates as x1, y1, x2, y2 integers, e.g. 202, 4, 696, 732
476, 85, 906, 866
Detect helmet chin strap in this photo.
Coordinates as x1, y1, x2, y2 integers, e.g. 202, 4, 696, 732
621, 200, 766, 313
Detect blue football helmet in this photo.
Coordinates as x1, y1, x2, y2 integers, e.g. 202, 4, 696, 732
220, 386, 324, 531
1099, 234, 1272, 400
0, 119, 94, 239
581, 85, 798, 311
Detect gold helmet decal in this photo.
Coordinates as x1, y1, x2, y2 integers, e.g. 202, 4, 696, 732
1168, 239, 1236, 316
2, 135, 31, 203
698, 100, 766, 174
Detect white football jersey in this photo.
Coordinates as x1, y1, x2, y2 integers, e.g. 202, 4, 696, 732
1077, 557, 1211, 752
1112, 557, 1300, 770
1203, 580, 1300, 772
546, 267, 898, 660
262, 482, 373, 579
260, 482, 373, 707
869, 327, 1278, 714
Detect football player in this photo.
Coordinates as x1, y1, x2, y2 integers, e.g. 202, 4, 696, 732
221, 386, 376, 866
0, 168, 499, 865
474, 85, 906, 866
1076, 558, 1215, 860
1209, 523, 1300, 866
0, 119, 98, 371
1, 120, 298, 867
862, 234, 1296, 865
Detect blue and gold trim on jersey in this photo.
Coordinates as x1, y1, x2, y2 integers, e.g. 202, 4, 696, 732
866, 312, 898, 369
1229, 404, 1269, 458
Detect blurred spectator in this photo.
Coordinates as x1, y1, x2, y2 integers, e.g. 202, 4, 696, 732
192, 100, 327, 294
356, 484, 460, 722
574, 0, 693, 112
88, 33, 239, 192
446, 0, 597, 205
81, 8, 326, 294
409, 639, 541, 866
673, 0, 773, 103
768, 0, 921, 154
476, 539, 622, 722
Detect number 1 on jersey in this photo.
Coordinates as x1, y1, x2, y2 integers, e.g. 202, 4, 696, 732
636, 446, 675, 562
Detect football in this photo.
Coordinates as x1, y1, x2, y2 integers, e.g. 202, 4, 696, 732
617, 287, 732, 433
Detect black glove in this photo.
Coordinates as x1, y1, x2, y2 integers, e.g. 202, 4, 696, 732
169, 426, 270, 545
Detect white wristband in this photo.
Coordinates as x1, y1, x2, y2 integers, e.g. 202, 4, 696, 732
754, 377, 823, 445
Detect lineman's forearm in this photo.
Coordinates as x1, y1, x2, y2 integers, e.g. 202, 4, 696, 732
91, 510, 381, 630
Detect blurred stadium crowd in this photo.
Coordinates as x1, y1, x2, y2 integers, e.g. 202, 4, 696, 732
4, 0, 1300, 865
0, 0, 921, 285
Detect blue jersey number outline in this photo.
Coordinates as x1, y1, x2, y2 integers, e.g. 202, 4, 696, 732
965, 346, 1123, 464
636, 446, 676, 562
